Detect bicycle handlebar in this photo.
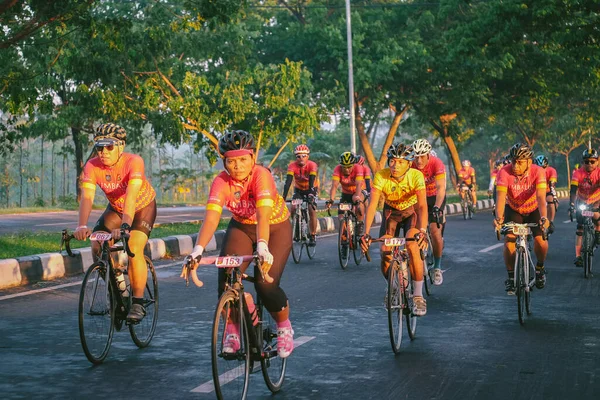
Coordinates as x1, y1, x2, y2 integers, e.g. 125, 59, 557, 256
495, 222, 547, 241
363, 236, 420, 262
182, 254, 262, 288
60, 228, 135, 258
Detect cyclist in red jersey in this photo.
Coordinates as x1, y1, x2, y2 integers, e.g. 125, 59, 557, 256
182, 130, 294, 358
75, 123, 157, 323
533, 155, 559, 234
326, 151, 366, 235
282, 144, 318, 246
355, 155, 372, 200
494, 143, 549, 294
457, 160, 477, 211
412, 139, 446, 285
488, 159, 503, 199
569, 148, 600, 268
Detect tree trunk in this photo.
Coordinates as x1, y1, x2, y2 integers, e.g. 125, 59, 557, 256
62, 138, 67, 198
40, 134, 44, 204
565, 152, 571, 187
71, 127, 85, 202
19, 143, 24, 207
357, 107, 405, 173
51, 141, 55, 205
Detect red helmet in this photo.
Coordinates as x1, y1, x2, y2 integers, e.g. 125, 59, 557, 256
356, 155, 365, 165
294, 144, 310, 155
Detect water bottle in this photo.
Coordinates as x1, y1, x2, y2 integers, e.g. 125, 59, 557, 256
348, 219, 354, 236
115, 269, 129, 297
244, 293, 259, 326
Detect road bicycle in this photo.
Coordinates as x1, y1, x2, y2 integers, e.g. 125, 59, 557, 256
573, 203, 599, 279
459, 184, 474, 220
328, 201, 363, 269
61, 228, 159, 364
288, 196, 317, 263
364, 236, 420, 354
183, 254, 286, 400
496, 222, 544, 325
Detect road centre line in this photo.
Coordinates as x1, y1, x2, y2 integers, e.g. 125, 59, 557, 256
36, 222, 77, 227
479, 243, 504, 253
191, 336, 316, 393
563, 220, 572, 224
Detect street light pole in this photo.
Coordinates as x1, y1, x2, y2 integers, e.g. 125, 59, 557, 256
345, 0, 356, 154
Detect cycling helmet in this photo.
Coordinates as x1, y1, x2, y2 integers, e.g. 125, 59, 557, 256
583, 148, 598, 159
339, 151, 356, 166
462, 160, 471, 167
95, 123, 127, 143
494, 159, 503, 168
218, 130, 255, 157
533, 155, 548, 168
355, 155, 365, 165
508, 143, 534, 160
294, 144, 310, 155
387, 143, 415, 161
412, 139, 432, 156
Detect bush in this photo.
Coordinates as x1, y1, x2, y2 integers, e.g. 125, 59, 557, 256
33, 196, 45, 207
57, 195, 79, 209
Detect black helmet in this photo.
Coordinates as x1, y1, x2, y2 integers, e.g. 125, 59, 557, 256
339, 151, 355, 166
583, 148, 598, 160
509, 143, 533, 160
533, 155, 548, 168
494, 159, 503, 168
387, 143, 415, 161
218, 130, 255, 157
95, 123, 127, 143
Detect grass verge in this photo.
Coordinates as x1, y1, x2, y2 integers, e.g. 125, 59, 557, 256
0, 219, 230, 259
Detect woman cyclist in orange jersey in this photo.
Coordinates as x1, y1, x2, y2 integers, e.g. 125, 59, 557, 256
181, 130, 295, 358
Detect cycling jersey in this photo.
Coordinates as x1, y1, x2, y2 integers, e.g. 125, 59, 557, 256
571, 167, 600, 205
81, 153, 156, 213
545, 166, 558, 187
372, 168, 426, 211
496, 164, 547, 214
332, 164, 364, 194
207, 165, 289, 224
458, 166, 476, 185
411, 155, 445, 197
286, 160, 318, 191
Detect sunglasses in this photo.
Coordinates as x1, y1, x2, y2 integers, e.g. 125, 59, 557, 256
95, 144, 115, 152
296, 154, 308, 159
584, 159, 597, 165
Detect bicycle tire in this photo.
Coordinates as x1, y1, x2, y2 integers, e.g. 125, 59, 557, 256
306, 215, 317, 259
405, 261, 417, 340
515, 248, 526, 325
424, 232, 434, 295
352, 230, 364, 265
467, 196, 473, 219
583, 227, 594, 279
291, 213, 303, 264
461, 197, 467, 220
259, 299, 287, 392
387, 260, 403, 354
212, 291, 250, 400
338, 218, 350, 269
79, 261, 115, 365
129, 256, 159, 348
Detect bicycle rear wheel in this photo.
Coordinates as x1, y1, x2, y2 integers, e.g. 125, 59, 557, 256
515, 249, 526, 325
338, 219, 350, 269
405, 262, 417, 340
79, 261, 115, 365
129, 256, 159, 347
461, 197, 468, 220
467, 197, 473, 219
212, 291, 250, 400
291, 214, 303, 264
387, 260, 403, 354
259, 300, 287, 392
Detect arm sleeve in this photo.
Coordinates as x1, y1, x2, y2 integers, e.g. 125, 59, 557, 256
365, 177, 371, 192
282, 174, 293, 199
308, 175, 316, 193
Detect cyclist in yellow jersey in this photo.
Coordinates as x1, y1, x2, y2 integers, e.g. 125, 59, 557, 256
360, 143, 429, 316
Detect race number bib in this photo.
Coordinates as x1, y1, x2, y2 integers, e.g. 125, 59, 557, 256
291, 199, 303, 206
582, 210, 594, 217
512, 226, 530, 236
339, 203, 352, 211
384, 237, 406, 247
90, 231, 112, 242
215, 256, 244, 268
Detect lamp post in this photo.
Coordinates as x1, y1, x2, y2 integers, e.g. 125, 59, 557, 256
345, 0, 356, 154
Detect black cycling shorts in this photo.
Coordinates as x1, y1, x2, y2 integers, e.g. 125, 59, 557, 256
378, 204, 416, 238
338, 192, 355, 215
93, 200, 157, 237
503, 206, 543, 237
426, 196, 446, 224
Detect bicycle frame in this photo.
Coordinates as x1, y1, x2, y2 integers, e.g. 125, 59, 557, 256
578, 204, 599, 278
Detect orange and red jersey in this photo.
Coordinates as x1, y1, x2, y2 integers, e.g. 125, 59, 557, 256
545, 166, 558, 187
571, 167, 600, 205
207, 165, 289, 225
488, 169, 499, 191
81, 153, 156, 213
362, 165, 372, 182
332, 164, 364, 194
286, 160, 318, 191
496, 164, 547, 214
458, 166, 476, 185
412, 156, 446, 197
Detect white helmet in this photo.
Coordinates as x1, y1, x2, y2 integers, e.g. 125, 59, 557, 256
412, 139, 432, 156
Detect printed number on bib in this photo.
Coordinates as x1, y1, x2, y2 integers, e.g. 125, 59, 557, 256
582, 210, 594, 217
291, 199, 303, 206
384, 237, 406, 247
215, 256, 244, 268
339, 203, 352, 211
512, 226, 530, 236
90, 231, 112, 242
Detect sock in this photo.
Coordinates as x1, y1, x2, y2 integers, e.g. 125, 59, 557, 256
507, 270, 513, 279
433, 257, 442, 269
226, 322, 240, 335
536, 261, 544, 271
132, 297, 144, 305
413, 280, 424, 297
277, 319, 292, 329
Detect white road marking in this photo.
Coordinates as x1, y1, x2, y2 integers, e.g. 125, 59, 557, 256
191, 336, 316, 393
35, 222, 77, 227
563, 220, 572, 224
158, 214, 193, 218
479, 243, 504, 253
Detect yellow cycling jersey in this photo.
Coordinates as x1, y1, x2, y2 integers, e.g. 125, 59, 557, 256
372, 168, 426, 211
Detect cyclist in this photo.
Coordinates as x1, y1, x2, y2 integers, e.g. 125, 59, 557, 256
359, 143, 428, 316
326, 151, 366, 236
457, 160, 477, 212
411, 138, 446, 285
355, 155, 372, 201
181, 130, 294, 358
493, 143, 549, 293
75, 123, 157, 323
533, 155, 558, 234
569, 148, 600, 268
488, 159, 503, 200
282, 144, 318, 246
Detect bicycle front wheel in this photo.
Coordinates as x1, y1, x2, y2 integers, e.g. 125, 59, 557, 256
338, 219, 350, 269
291, 214, 303, 264
387, 260, 403, 354
212, 291, 250, 400
259, 301, 287, 392
461, 198, 468, 220
405, 262, 417, 340
129, 256, 159, 348
583, 228, 594, 279
352, 231, 364, 265
79, 261, 115, 365
515, 249, 526, 325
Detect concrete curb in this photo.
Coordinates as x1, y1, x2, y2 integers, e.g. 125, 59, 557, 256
3, 193, 561, 290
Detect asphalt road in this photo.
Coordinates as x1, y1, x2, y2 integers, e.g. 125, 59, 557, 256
1, 211, 599, 400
